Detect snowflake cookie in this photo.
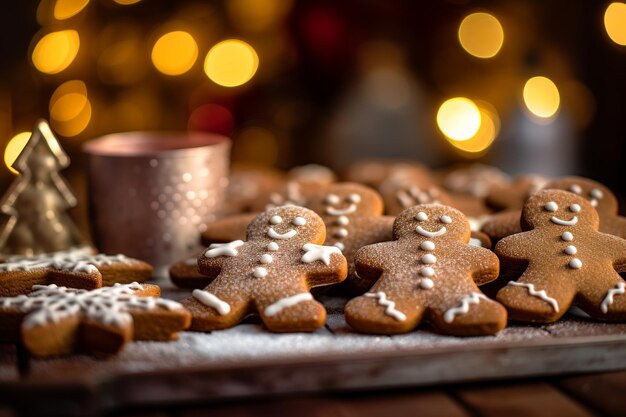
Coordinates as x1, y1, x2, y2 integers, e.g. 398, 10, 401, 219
0, 282, 190, 357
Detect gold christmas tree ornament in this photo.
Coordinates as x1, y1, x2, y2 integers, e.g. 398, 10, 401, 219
0, 119, 87, 256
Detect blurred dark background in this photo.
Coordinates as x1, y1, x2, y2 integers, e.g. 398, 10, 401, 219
0, 0, 624, 195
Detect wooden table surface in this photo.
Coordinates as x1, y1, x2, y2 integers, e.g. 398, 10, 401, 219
89, 370, 624, 417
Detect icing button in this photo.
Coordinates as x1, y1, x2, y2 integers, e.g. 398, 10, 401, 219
334, 228, 349, 238
260, 254, 273, 264
253, 267, 268, 278
564, 245, 577, 255
561, 231, 574, 242
267, 242, 279, 251
420, 267, 435, 277
421, 254, 437, 264
420, 241, 435, 251
336, 216, 349, 226
568, 258, 582, 269
419, 278, 434, 289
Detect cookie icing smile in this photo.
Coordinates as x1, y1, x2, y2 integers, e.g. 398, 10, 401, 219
415, 226, 447, 238
267, 227, 297, 239
550, 216, 578, 226
326, 204, 357, 216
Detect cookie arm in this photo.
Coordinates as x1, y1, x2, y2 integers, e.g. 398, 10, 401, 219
494, 232, 532, 267
301, 244, 348, 286
353, 242, 392, 282
603, 233, 626, 273
464, 244, 500, 285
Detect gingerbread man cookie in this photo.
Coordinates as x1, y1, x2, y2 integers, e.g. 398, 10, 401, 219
182, 206, 348, 332
307, 183, 395, 292
345, 204, 506, 336
0, 251, 153, 297
486, 174, 548, 212
0, 282, 190, 357
496, 189, 626, 322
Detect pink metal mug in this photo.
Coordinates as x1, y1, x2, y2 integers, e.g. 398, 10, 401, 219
83, 132, 230, 276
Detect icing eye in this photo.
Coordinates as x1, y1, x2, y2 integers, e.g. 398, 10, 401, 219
347, 193, 361, 204
568, 184, 582, 194
292, 216, 307, 226
325, 194, 340, 205
544, 201, 558, 212
269, 215, 283, 224
569, 204, 581, 213
590, 188, 603, 199
439, 215, 452, 224
415, 212, 428, 221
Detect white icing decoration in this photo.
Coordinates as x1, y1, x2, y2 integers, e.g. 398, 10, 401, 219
544, 201, 558, 212
205, 240, 244, 258
416, 226, 447, 238
292, 216, 307, 226
364, 292, 406, 321
440, 215, 452, 224
264, 293, 313, 317
590, 199, 598, 207
0, 253, 134, 275
336, 216, 349, 226
0, 283, 183, 329
550, 216, 578, 226
192, 289, 230, 315
444, 293, 489, 323
270, 215, 283, 224
267, 227, 297, 239
568, 258, 582, 269
326, 204, 357, 216
590, 188, 603, 199
561, 231, 574, 241
253, 267, 268, 278
301, 243, 342, 265
348, 193, 361, 203
267, 242, 279, 251
421, 254, 437, 264
334, 242, 345, 251
415, 212, 428, 221
507, 281, 559, 312
419, 278, 434, 289
569, 204, 581, 213
568, 184, 582, 194
184, 257, 198, 266
260, 254, 273, 264
334, 228, 349, 238
420, 241, 435, 251
469, 238, 482, 247
564, 245, 577, 255
420, 267, 435, 277
601, 282, 625, 314
325, 194, 340, 205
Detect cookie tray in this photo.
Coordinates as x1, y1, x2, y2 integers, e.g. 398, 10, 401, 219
1, 290, 626, 416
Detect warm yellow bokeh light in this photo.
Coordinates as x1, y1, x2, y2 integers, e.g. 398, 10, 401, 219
151, 31, 198, 76
32, 30, 80, 74
52, 100, 92, 137
53, 0, 89, 20
437, 97, 482, 141
4, 132, 32, 175
523, 76, 560, 119
113, 0, 141, 4
204, 39, 259, 87
49, 80, 91, 136
50, 80, 87, 111
227, 0, 293, 32
447, 106, 499, 155
604, 3, 626, 46
458, 12, 504, 58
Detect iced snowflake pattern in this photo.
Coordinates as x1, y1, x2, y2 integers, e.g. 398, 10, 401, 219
0, 282, 183, 329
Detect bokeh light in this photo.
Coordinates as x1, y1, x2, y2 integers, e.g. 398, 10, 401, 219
227, 0, 293, 32
437, 97, 482, 141
458, 12, 504, 58
4, 132, 32, 175
446, 104, 499, 155
113, 0, 142, 4
204, 39, 259, 87
49, 80, 91, 136
523, 76, 560, 119
53, 0, 89, 20
32, 30, 80, 74
604, 2, 626, 46
151, 31, 198, 76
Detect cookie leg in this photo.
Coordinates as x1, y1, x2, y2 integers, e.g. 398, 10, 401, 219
430, 293, 507, 336
256, 291, 326, 332
496, 275, 575, 323
22, 316, 82, 357
576, 274, 626, 321
344, 292, 424, 334
181, 287, 250, 331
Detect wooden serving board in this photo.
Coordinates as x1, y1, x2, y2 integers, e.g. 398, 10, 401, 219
1, 284, 626, 416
